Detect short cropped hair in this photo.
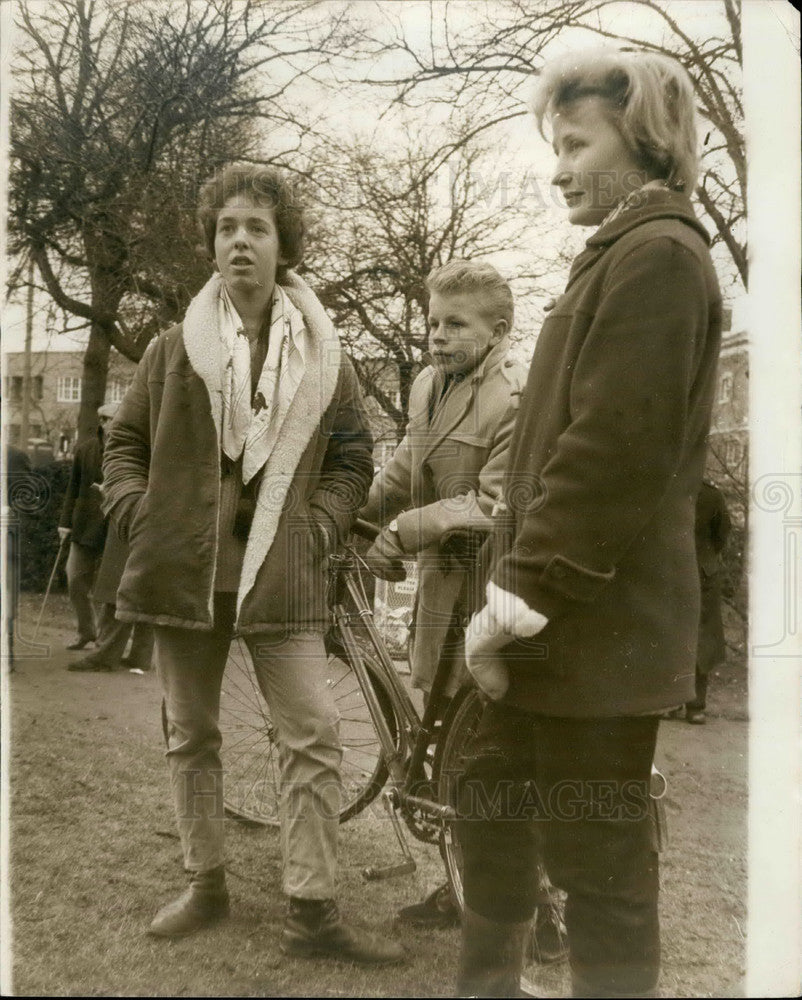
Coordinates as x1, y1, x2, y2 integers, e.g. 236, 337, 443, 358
197, 163, 305, 281
531, 48, 699, 193
425, 259, 514, 330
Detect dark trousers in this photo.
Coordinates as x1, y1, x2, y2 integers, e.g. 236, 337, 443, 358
457, 703, 660, 998
686, 666, 709, 711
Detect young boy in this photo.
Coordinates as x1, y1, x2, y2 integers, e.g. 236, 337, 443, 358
362, 259, 525, 698
361, 260, 565, 938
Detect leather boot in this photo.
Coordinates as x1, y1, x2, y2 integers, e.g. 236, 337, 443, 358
148, 866, 229, 938
456, 906, 529, 998
280, 897, 405, 965
397, 882, 460, 929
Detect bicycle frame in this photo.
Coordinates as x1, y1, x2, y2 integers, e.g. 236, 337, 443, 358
328, 547, 457, 825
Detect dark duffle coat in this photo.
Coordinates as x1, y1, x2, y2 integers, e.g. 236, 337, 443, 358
101, 272, 374, 636
490, 189, 723, 717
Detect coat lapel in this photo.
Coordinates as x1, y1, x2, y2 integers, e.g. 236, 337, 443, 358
567, 190, 709, 292
181, 270, 342, 617
419, 338, 509, 466
182, 273, 227, 445
237, 271, 341, 613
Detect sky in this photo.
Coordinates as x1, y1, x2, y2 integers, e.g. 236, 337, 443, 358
1, 0, 749, 354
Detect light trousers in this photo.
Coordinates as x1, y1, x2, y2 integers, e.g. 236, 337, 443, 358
154, 594, 342, 898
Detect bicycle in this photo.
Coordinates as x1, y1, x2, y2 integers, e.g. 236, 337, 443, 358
219, 518, 568, 977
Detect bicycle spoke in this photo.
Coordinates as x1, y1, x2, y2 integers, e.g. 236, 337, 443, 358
220, 642, 396, 826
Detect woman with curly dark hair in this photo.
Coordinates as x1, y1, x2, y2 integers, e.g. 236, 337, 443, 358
102, 162, 402, 965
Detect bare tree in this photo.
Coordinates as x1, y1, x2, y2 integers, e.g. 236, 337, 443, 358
361, 0, 746, 286
303, 126, 555, 437
9, 0, 352, 440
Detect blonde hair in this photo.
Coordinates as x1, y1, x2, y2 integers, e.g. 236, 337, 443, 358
531, 47, 699, 192
426, 259, 514, 329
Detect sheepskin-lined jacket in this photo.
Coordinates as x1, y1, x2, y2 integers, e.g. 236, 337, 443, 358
101, 273, 373, 635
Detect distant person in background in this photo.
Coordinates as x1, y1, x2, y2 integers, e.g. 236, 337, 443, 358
68, 403, 154, 675
687, 480, 732, 724
664, 480, 731, 725
59, 404, 115, 650
68, 527, 154, 673
4, 443, 33, 671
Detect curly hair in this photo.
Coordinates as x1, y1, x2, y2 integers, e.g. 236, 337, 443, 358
531, 47, 699, 193
196, 163, 305, 281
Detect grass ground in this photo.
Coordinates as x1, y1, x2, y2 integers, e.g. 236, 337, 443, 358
6, 591, 747, 997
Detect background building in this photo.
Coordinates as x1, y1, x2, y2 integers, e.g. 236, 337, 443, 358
2, 348, 138, 459
707, 326, 749, 494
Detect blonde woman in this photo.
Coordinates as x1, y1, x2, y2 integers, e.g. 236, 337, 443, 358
459, 49, 722, 998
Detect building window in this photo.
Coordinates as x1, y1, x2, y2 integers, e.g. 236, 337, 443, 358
378, 440, 397, 466
57, 376, 82, 402
10, 376, 23, 403
32, 375, 44, 401
718, 372, 733, 403
105, 380, 128, 405
726, 438, 742, 466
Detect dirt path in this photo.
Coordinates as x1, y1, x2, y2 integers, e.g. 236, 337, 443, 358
7, 593, 747, 997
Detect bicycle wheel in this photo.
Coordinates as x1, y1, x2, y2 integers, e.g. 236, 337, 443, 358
435, 686, 568, 969
219, 636, 399, 826
433, 685, 483, 910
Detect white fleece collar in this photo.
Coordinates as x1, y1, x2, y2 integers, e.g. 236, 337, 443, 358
181, 270, 342, 615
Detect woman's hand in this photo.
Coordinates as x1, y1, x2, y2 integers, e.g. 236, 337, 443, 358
465, 587, 549, 701
465, 605, 512, 701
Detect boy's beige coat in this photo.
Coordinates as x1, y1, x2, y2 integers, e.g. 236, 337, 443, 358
362, 337, 526, 694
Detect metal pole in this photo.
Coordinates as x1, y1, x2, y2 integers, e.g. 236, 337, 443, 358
32, 535, 68, 644
21, 258, 34, 449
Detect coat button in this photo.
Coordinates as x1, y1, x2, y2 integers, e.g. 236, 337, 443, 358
504, 359, 513, 367
552, 565, 567, 578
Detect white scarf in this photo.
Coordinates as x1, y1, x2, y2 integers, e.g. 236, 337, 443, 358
219, 284, 309, 484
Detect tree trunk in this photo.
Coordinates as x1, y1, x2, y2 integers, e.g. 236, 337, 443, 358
77, 322, 111, 444
77, 233, 126, 443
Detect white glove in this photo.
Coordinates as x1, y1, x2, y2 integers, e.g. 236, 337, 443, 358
485, 581, 549, 638
465, 605, 511, 701
57, 526, 71, 542
465, 585, 549, 701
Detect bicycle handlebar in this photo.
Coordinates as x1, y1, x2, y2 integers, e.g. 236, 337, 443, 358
352, 517, 380, 542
